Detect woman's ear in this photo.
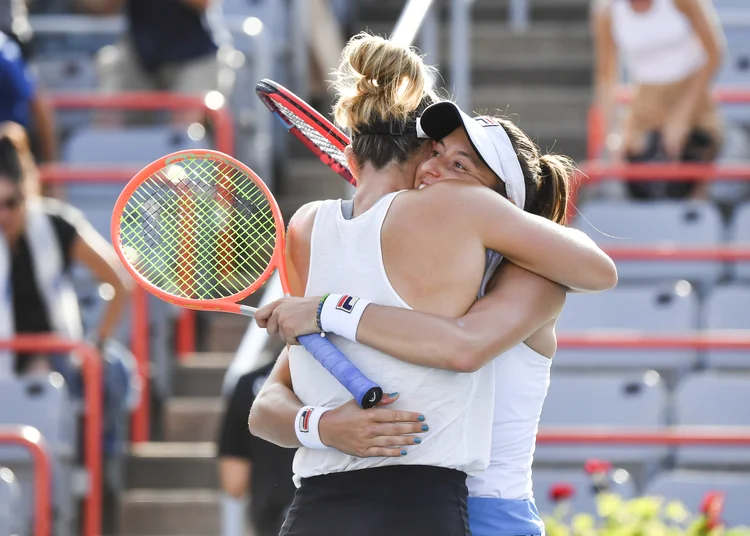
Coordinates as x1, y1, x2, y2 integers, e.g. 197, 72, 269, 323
344, 145, 359, 179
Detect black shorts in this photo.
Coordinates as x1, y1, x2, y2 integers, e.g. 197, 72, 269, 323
279, 465, 470, 536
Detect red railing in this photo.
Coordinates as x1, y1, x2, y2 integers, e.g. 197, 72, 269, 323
0, 336, 102, 536
0, 426, 52, 536
557, 331, 750, 350
537, 427, 750, 446
42, 91, 235, 441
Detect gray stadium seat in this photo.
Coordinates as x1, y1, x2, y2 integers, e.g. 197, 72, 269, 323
31, 54, 98, 91
0, 376, 78, 536
532, 467, 637, 517
702, 284, 750, 369
645, 470, 750, 527
0, 467, 21, 536
674, 372, 750, 468
716, 26, 750, 125
729, 202, 750, 280
575, 200, 724, 287
535, 371, 669, 483
554, 282, 700, 376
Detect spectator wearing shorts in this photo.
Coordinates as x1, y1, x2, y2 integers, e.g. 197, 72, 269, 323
593, 0, 725, 199
79, 0, 231, 123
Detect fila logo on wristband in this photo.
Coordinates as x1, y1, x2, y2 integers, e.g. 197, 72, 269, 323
336, 295, 359, 313
298, 407, 314, 433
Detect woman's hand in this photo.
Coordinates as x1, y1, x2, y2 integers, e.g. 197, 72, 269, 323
255, 296, 322, 344
318, 393, 428, 458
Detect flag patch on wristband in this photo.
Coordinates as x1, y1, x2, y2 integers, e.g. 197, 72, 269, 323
336, 295, 359, 313
298, 408, 313, 433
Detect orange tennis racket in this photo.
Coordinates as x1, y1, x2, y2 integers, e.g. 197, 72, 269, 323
111, 149, 382, 408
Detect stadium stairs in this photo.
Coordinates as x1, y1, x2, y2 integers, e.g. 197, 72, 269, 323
112, 1, 592, 533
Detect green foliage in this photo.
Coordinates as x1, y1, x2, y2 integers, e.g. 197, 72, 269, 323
543, 493, 750, 536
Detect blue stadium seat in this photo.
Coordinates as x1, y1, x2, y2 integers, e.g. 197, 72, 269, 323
645, 470, 750, 527
532, 467, 637, 517
575, 201, 725, 287
0, 376, 78, 536
554, 282, 700, 377
674, 371, 750, 468
0, 467, 21, 536
716, 26, 750, 125
702, 284, 750, 369
535, 371, 669, 483
729, 202, 750, 280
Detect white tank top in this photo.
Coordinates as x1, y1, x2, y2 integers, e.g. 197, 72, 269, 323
610, 0, 707, 84
466, 252, 553, 500
288, 192, 495, 485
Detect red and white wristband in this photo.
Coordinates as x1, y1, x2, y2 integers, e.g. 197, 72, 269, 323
319, 294, 372, 342
294, 406, 333, 450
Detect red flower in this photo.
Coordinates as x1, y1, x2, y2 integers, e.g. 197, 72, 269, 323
584, 459, 612, 475
700, 491, 724, 530
549, 482, 575, 502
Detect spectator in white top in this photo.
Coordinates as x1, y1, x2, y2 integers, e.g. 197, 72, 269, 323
593, 0, 725, 199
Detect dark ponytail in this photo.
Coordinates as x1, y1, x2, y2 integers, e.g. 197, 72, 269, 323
531, 154, 573, 225
490, 116, 574, 225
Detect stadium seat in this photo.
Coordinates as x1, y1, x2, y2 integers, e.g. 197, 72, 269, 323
0, 375, 78, 536
729, 202, 750, 280
554, 282, 700, 377
575, 200, 725, 287
31, 54, 98, 91
535, 371, 669, 483
674, 371, 750, 468
532, 467, 637, 517
716, 26, 750, 126
702, 284, 750, 369
645, 470, 750, 527
0, 467, 21, 536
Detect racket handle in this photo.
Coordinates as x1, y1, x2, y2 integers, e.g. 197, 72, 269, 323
298, 333, 383, 409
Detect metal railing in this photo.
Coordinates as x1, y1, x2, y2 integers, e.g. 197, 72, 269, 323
0, 337, 102, 536
40, 92, 235, 443
0, 426, 52, 536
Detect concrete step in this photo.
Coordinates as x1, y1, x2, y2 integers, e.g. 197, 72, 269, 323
444, 22, 591, 58
173, 352, 234, 398
280, 158, 352, 198
125, 442, 218, 490
205, 312, 253, 353
358, 0, 590, 24
471, 86, 591, 127
164, 397, 224, 443
471, 54, 592, 87
116, 488, 221, 536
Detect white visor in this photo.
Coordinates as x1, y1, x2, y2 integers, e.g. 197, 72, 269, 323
416, 101, 526, 210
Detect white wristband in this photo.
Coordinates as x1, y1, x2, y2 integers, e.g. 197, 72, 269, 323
294, 406, 333, 450
319, 294, 372, 342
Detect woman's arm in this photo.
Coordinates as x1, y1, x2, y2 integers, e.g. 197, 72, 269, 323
248, 348, 429, 456
662, 0, 725, 159
592, 2, 620, 157
257, 262, 565, 372
444, 182, 617, 292
72, 225, 132, 341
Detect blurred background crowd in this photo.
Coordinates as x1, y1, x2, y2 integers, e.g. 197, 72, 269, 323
0, 0, 749, 535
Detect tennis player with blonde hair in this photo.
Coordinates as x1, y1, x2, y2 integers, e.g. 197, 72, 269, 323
249, 33, 617, 536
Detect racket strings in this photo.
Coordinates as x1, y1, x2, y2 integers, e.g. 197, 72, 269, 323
274, 100, 348, 168
119, 157, 277, 300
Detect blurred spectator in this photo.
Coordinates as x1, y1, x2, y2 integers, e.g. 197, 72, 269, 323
593, 0, 725, 199
217, 359, 295, 536
78, 0, 232, 124
0, 0, 32, 58
0, 121, 130, 380
0, 30, 58, 162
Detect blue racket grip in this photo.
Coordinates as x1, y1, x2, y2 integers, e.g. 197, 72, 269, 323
298, 333, 383, 409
